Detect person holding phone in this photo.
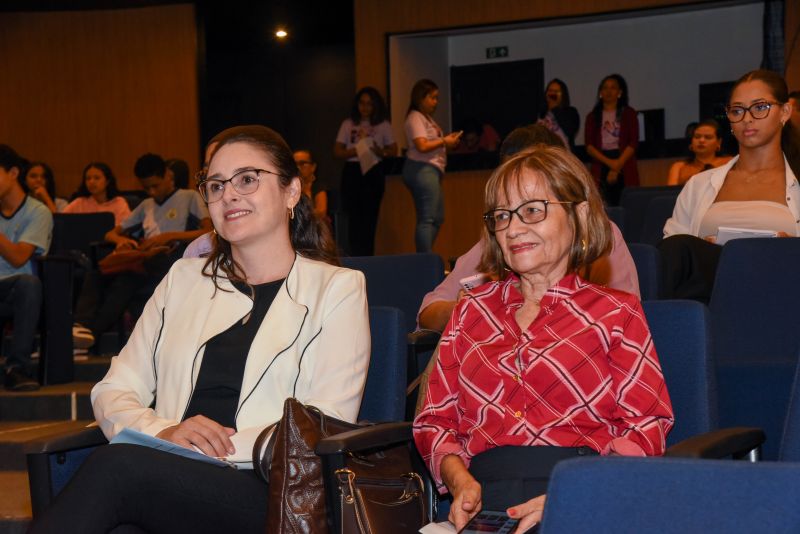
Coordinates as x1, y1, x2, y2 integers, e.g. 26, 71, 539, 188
402, 79, 463, 252
414, 145, 673, 533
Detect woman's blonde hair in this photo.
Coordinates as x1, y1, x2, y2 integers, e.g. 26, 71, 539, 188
478, 144, 612, 279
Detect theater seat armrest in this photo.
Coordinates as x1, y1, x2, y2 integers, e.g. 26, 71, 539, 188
24, 426, 108, 455
315, 422, 413, 456
664, 427, 765, 459
408, 329, 441, 349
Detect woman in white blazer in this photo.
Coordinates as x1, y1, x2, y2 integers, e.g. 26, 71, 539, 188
31, 126, 371, 534
659, 70, 797, 302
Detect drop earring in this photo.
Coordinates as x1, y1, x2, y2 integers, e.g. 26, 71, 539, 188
289, 206, 295, 220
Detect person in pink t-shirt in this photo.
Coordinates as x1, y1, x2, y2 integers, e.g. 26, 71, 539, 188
63, 162, 131, 226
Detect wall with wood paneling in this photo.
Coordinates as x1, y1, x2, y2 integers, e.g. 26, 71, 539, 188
0, 4, 200, 197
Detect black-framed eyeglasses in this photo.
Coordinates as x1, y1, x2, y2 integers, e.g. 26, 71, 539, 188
483, 199, 573, 233
197, 168, 285, 203
726, 101, 781, 123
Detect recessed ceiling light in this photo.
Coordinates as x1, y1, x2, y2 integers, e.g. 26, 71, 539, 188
275, 29, 288, 39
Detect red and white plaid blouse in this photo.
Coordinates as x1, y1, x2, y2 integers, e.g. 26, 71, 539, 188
413, 273, 674, 491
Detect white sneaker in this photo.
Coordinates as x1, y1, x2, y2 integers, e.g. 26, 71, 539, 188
72, 324, 95, 349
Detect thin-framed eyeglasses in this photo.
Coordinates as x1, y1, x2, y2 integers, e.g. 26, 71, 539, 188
483, 199, 574, 233
725, 101, 781, 123
197, 168, 285, 203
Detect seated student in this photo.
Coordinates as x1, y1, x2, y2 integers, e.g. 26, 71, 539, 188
414, 145, 673, 533
20, 161, 68, 213
30, 125, 370, 534
417, 124, 639, 332
63, 162, 131, 225
72, 153, 211, 348
451, 118, 501, 154
666, 119, 731, 186
0, 145, 53, 391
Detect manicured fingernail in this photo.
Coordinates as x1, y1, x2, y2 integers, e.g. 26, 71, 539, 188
508, 509, 516, 517
228, 448, 235, 455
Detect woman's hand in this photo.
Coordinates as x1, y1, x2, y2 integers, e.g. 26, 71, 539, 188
703, 235, 717, 244
607, 170, 619, 185
441, 455, 482, 530
449, 475, 482, 530
156, 415, 236, 457
607, 159, 623, 172
508, 494, 547, 533
30, 186, 50, 202
443, 131, 463, 149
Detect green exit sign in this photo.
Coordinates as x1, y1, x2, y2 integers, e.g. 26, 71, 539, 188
486, 46, 509, 59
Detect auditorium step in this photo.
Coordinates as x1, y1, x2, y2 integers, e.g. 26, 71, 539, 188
0, 382, 94, 422
0, 471, 30, 534
36, 354, 112, 384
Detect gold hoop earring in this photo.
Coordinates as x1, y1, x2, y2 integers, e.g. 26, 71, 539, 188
289, 206, 295, 220
581, 239, 587, 255
212, 228, 217, 235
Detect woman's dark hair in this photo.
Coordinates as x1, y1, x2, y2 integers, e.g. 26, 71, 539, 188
165, 158, 190, 189
539, 78, 571, 118
350, 86, 388, 125
407, 79, 438, 116
200, 125, 339, 289
730, 70, 795, 163
592, 73, 629, 123
20, 162, 56, 200
75, 162, 120, 199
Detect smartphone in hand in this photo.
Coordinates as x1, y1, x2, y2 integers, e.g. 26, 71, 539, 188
458, 510, 520, 534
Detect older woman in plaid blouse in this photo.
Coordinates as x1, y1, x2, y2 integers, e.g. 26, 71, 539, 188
413, 145, 674, 533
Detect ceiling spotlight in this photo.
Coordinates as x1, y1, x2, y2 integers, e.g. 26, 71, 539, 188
275, 29, 288, 39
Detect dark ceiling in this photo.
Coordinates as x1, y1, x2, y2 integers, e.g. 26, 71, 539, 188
0, 1, 355, 47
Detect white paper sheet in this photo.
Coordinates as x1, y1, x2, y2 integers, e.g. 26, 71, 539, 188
419, 521, 457, 533
715, 226, 778, 246
110, 427, 234, 468
356, 137, 381, 174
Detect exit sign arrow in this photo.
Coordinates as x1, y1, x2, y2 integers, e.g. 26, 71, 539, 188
486, 46, 509, 59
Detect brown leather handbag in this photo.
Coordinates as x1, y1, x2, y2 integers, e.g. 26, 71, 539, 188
256, 398, 429, 534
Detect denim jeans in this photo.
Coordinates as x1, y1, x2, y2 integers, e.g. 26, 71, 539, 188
402, 159, 444, 253
0, 274, 42, 371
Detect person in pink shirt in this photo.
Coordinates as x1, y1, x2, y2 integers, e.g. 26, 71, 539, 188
63, 162, 131, 225
417, 125, 640, 331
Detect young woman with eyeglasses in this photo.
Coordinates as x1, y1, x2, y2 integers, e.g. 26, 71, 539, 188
660, 69, 797, 301
31, 125, 371, 533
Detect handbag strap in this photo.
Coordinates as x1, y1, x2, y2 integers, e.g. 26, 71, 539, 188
253, 420, 279, 483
